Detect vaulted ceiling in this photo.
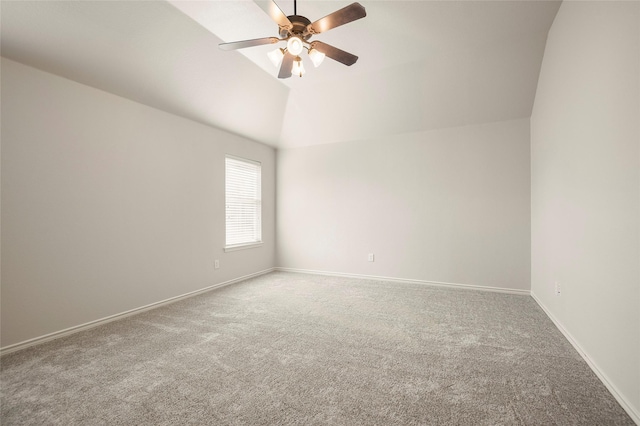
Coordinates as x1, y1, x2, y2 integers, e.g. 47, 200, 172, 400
1, 1, 561, 148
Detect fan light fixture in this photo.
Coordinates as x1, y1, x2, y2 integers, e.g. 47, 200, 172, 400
286, 36, 304, 56
291, 56, 305, 77
308, 48, 325, 67
268, 48, 285, 67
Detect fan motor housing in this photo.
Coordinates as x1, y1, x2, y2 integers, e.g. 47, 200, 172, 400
281, 15, 312, 40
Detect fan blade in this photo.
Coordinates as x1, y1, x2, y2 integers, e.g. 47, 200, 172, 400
219, 37, 280, 51
278, 52, 294, 79
255, 0, 293, 30
311, 41, 358, 66
307, 2, 366, 34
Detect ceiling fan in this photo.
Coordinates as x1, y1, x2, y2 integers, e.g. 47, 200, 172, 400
219, 0, 366, 78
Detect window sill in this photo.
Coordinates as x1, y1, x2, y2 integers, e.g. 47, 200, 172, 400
224, 242, 263, 252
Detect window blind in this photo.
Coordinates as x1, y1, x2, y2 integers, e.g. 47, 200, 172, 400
225, 156, 262, 247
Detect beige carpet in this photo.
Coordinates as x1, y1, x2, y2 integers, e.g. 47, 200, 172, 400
1, 272, 634, 425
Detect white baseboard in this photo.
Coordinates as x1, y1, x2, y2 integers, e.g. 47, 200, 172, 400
531, 292, 640, 425
0, 268, 275, 356
275, 267, 531, 296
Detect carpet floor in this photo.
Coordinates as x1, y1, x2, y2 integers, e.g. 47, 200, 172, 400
1, 271, 634, 425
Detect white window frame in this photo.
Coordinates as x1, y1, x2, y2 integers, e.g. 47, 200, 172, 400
224, 155, 262, 252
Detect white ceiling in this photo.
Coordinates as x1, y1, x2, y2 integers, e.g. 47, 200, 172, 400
1, 0, 561, 148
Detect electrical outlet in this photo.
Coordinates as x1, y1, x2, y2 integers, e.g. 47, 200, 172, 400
368, 253, 374, 262
555, 281, 561, 296
214, 259, 220, 269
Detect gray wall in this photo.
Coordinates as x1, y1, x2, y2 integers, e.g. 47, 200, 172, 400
277, 119, 531, 291
531, 1, 639, 419
1, 58, 276, 348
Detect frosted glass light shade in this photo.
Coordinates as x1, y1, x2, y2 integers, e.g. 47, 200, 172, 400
308, 48, 325, 67
291, 57, 305, 77
267, 48, 284, 67
287, 36, 303, 56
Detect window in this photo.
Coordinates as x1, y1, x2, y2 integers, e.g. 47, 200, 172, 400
225, 155, 262, 251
